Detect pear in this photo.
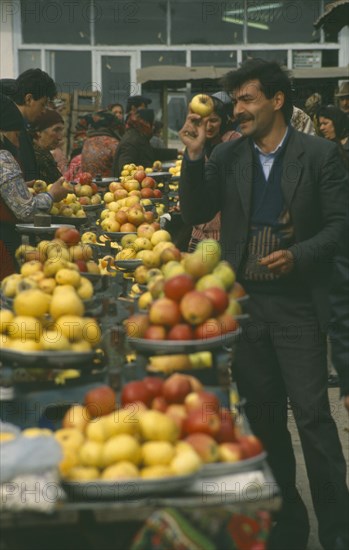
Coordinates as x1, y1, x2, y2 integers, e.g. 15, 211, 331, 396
50, 288, 84, 320
13, 289, 51, 317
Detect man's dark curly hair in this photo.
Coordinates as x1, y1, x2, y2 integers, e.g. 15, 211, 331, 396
221, 59, 293, 123
12, 69, 57, 105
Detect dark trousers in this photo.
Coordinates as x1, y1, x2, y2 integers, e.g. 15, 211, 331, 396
234, 292, 349, 549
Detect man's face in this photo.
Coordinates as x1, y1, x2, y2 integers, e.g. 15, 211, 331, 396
112, 105, 124, 120
231, 79, 282, 139
339, 96, 349, 114
24, 94, 48, 123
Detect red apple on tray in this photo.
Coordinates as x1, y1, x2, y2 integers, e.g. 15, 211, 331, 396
121, 381, 153, 407
78, 172, 93, 185
124, 314, 150, 339
143, 376, 164, 399
216, 312, 239, 334
185, 391, 221, 415
238, 435, 264, 458
183, 408, 221, 436
167, 324, 195, 341
194, 318, 222, 340
219, 442, 244, 462
141, 177, 156, 189
140, 188, 155, 198
202, 287, 229, 315
149, 298, 182, 327
144, 325, 167, 340
185, 433, 220, 463
164, 274, 195, 302
162, 373, 192, 404
180, 290, 213, 325
160, 247, 182, 264
215, 408, 240, 443
84, 386, 116, 417
153, 189, 162, 198
151, 396, 168, 412
134, 170, 146, 183
54, 226, 81, 246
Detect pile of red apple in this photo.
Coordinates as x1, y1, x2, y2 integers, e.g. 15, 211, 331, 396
120, 373, 263, 464
104, 172, 162, 202
126, 272, 239, 341
72, 172, 102, 206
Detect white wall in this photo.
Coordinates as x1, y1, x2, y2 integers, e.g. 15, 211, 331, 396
0, 3, 16, 77
338, 26, 349, 67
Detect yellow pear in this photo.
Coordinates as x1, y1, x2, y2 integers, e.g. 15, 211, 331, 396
38, 277, 57, 294
50, 289, 84, 320
142, 441, 175, 466
77, 277, 94, 300
14, 289, 51, 317
101, 434, 141, 467
40, 329, 71, 351
54, 315, 85, 342
138, 410, 179, 443
79, 440, 103, 468
55, 428, 85, 451
1, 274, 22, 297
20, 260, 43, 278
101, 461, 139, 481
55, 268, 81, 288
8, 315, 42, 341
86, 418, 108, 443
8, 339, 43, 352
0, 310, 14, 333
170, 449, 202, 475
43, 258, 67, 277
102, 409, 139, 439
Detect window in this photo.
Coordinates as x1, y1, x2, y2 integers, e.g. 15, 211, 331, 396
171, 0, 244, 45
18, 50, 41, 73
246, 1, 322, 44
21, 0, 90, 44
191, 51, 237, 67
101, 56, 132, 108
45, 51, 92, 95
95, 0, 167, 45
141, 51, 186, 67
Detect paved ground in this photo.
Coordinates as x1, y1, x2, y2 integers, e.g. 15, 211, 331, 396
289, 387, 349, 550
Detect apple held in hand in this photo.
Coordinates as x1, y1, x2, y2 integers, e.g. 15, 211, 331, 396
189, 94, 214, 117
84, 386, 116, 418
121, 380, 153, 407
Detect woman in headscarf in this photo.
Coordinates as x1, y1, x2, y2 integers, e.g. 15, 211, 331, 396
81, 110, 124, 177
0, 93, 68, 279
318, 105, 349, 170
32, 109, 65, 183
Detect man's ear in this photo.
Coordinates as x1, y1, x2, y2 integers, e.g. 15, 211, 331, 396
24, 93, 33, 105
273, 91, 285, 112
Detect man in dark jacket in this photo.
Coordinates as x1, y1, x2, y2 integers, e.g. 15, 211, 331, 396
112, 109, 178, 176
179, 59, 349, 550
0, 69, 57, 180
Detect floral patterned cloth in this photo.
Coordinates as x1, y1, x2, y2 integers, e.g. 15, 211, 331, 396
81, 135, 119, 177
131, 508, 272, 550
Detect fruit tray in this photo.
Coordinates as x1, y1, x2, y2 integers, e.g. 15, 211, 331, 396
51, 216, 88, 227
15, 223, 75, 234
115, 259, 143, 271
62, 472, 198, 500
128, 327, 242, 355
200, 451, 267, 478
81, 204, 103, 211
144, 171, 172, 181
93, 177, 119, 185
0, 348, 101, 368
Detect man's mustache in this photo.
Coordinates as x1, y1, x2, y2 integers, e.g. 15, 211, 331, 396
236, 115, 254, 123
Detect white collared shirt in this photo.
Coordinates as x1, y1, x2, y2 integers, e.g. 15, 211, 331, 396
254, 127, 289, 180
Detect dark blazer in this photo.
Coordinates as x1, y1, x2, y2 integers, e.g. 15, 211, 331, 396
180, 129, 349, 327
112, 127, 178, 176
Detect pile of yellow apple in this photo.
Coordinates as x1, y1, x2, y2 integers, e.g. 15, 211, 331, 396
13, 226, 101, 279
168, 158, 182, 177
0, 281, 101, 353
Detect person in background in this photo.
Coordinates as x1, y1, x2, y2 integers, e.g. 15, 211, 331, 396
113, 109, 178, 177
81, 110, 124, 178
32, 109, 65, 183
318, 105, 349, 170
108, 102, 124, 121
150, 121, 165, 148
179, 59, 349, 550
0, 94, 67, 279
304, 92, 322, 134
125, 95, 152, 121
335, 81, 349, 117
64, 148, 82, 182
0, 69, 57, 180
188, 96, 240, 252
